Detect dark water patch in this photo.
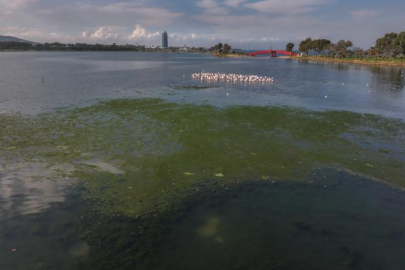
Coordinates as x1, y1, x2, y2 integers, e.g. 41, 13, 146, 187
0, 187, 89, 270
76, 169, 405, 270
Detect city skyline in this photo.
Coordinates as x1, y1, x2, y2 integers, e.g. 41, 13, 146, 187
0, 0, 404, 49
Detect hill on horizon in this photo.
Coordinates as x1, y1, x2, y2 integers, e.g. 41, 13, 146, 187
0, 35, 37, 45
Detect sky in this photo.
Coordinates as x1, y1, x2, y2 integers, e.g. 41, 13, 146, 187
0, 0, 404, 50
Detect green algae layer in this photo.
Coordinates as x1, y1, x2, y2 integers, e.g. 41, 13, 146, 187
1, 99, 404, 217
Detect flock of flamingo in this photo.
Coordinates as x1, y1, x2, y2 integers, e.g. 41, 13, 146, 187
191, 72, 274, 84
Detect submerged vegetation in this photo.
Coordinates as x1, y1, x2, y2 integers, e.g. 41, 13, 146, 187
1, 98, 405, 269
1, 98, 404, 219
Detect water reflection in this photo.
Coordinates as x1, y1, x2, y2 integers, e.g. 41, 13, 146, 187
75, 158, 124, 175
330, 62, 350, 71
0, 163, 74, 219
197, 217, 221, 238
368, 66, 405, 91
0, 188, 87, 270
315, 61, 404, 91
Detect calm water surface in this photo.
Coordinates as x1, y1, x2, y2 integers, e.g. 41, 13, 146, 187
0, 52, 405, 270
1, 52, 404, 117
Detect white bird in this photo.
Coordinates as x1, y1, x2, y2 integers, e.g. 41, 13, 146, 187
191, 72, 273, 84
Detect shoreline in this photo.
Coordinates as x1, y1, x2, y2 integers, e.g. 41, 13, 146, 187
296, 56, 405, 67
1, 50, 404, 67
212, 52, 250, 58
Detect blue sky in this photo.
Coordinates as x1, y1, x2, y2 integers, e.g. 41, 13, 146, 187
0, 0, 404, 49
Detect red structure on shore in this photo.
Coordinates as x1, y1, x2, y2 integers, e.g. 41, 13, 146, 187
247, 50, 298, 57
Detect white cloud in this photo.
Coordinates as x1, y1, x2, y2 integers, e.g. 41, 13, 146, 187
232, 37, 280, 43
0, 10, 13, 16
171, 33, 200, 41
128, 24, 160, 39
193, 0, 329, 45
196, 0, 230, 15
186, 33, 199, 40
2, 26, 44, 39
77, 2, 183, 26
0, 0, 37, 9
89, 27, 120, 40
224, 0, 247, 8
194, 12, 320, 32
0, 26, 76, 43
37, 9, 54, 15
197, 0, 219, 9
351, 10, 381, 19
245, 0, 328, 14
0, 0, 401, 50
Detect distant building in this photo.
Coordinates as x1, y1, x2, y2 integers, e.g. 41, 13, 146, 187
162, 31, 168, 49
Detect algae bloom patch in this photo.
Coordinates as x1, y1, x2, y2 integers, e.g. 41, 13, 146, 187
0, 98, 404, 219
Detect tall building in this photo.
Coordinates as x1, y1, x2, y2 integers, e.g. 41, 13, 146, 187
162, 31, 168, 49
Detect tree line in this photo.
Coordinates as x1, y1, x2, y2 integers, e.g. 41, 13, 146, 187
0, 42, 159, 52
285, 31, 405, 59
210, 42, 233, 54
294, 38, 353, 58
373, 32, 405, 59
0, 41, 34, 50
0, 41, 211, 53
40, 42, 148, 51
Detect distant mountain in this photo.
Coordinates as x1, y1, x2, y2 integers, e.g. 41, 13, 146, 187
0, 35, 37, 45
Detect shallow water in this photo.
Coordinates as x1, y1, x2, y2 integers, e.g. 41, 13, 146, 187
0, 52, 405, 270
0, 52, 404, 118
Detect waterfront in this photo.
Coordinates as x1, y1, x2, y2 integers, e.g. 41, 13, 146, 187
297, 56, 405, 67
1, 52, 405, 269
